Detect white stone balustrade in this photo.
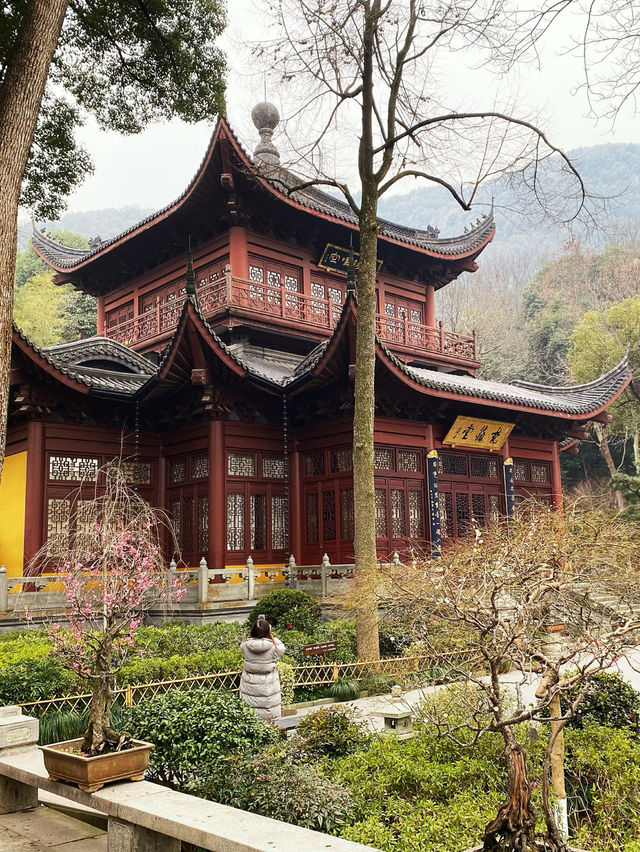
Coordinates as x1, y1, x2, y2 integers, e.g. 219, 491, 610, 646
0, 744, 381, 852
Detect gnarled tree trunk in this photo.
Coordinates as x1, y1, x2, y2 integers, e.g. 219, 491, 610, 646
0, 0, 68, 482
483, 729, 537, 851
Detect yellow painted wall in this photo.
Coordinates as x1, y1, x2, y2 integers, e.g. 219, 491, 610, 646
0, 452, 27, 578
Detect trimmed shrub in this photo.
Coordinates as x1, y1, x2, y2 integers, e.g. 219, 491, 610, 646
277, 661, 295, 707
191, 747, 354, 832
564, 671, 640, 732
0, 658, 79, 705
124, 688, 278, 788
294, 706, 371, 758
247, 589, 321, 633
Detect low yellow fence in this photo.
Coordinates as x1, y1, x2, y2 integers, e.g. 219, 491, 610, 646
18, 649, 477, 718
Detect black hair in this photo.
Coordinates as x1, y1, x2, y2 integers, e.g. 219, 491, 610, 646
250, 617, 272, 640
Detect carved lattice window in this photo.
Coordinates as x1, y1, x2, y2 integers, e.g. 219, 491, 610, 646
119, 460, 152, 485
75, 500, 95, 549
391, 489, 406, 537
262, 454, 286, 479
471, 493, 486, 526
305, 493, 319, 543
440, 492, 453, 539
375, 489, 388, 537
197, 496, 208, 551
182, 496, 194, 553
408, 491, 424, 539
227, 493, 245, 550
385, 302, 395, 317
304, 452, 325, 477
267, 270, 281, 288
531, 462, 550, 483
331, 449, 352, 473
311, 282, 325, 298
249, 265, 264, 283
250, 494, 267, 550
489, 494, 501, 524
411, 309, 422, 324
322, 491, 336, 540
168, 458, 186, 484
438, 453, 467, 476
340, 488, 354, 540
191, 453, 209, 480
469, 456, 498, 479
272, 494, 287, 550
374, 447, 394, 470
47, 498, 70, 550
456, 492, 471, 537
398, 449, 421, 472
284, 275, 299, 292
49, 456, 99, 481
228, 452, 255, 477
513, 460, 529, 481
329, 287, 342, 303
168, 497, 181, 544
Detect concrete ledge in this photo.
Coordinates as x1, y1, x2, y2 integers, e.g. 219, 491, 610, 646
0, 747, 380, 852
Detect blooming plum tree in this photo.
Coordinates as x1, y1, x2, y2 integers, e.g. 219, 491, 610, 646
32, 462, 184, 755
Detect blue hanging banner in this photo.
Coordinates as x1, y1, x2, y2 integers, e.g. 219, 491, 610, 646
426, 450, 442, 558
503, 457, 516, 526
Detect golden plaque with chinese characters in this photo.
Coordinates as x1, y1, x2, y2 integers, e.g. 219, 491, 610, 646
442, 416, 514, 451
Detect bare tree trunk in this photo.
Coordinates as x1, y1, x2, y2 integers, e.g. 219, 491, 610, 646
352, 2, 380, 661
633, 427, 640, 476
0, 0, 68, 483
541, 696, 569, 852
593, 423, 625, 510
483, 728, 537, 850
353, 184, 380, 660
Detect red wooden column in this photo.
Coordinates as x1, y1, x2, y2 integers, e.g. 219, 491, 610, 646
289, 448, 302, 562
228, 227, 249, 279
550, 440, 563, 510
96, 297, 105, 335
425, 284, 436, 329
209, 419, 226, 570
23, 420, 45, 569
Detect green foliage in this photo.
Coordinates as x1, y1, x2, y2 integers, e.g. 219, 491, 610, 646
38, 709, 89, 745
124, 688, 277, 788
115, 648, 243, 686
360, 674, 396, 695
277, 661, 294, 707
13, 271, 67, 345
328, 677, 361, 702
565, 723, 640, 850
327, 726, 506, 852
191, 747, 355, 833
294, 706, 371, 758
564, 671, 640, 732
0, 658, 79, 705
14, 244, 46, 288
247, 589, 321, 633
134, 622, 246, 655
3, 1, 227, 218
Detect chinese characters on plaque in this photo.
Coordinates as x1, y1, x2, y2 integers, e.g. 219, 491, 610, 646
318, 243, 383, 276
442, 416, 514, 451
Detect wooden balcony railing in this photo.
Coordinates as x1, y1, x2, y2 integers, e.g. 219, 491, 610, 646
104, 274, 477, 363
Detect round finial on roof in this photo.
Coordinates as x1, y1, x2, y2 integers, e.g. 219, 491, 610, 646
251, 101, 281, 166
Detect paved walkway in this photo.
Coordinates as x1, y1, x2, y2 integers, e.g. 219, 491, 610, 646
0, 805, 106, 851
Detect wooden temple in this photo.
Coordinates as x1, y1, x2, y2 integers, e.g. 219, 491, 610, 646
1, 103, 631, 581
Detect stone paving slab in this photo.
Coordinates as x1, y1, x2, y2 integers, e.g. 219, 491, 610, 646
0, 806, 106, 850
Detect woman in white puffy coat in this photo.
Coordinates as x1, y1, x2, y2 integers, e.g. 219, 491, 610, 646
239, 617, 286, 720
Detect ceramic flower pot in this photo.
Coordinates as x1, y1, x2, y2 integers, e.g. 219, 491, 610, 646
40, 738, 153, 793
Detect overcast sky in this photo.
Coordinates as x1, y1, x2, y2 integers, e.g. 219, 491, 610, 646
53, 0, 639, 216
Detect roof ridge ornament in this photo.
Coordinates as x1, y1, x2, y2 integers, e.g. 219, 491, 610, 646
251, 101, 280, 166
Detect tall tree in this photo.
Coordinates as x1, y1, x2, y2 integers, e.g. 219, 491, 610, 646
0, 0, 227, 482
259, 0, 585, 659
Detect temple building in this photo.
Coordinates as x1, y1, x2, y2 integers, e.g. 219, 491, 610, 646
1, 103, 631, 581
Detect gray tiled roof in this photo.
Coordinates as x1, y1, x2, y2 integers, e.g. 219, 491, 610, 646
395, 356, 631, 415
31, 118, 494, 271
13, 327, 155, 395
262, 164, 495, 255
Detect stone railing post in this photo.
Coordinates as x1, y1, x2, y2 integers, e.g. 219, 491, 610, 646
0, 566, 7, 613
198, 557, 208, 606
321, 553, 330, 597
246, 555, 255, 601
286, 554, 297, 589
392, 551, 400, 565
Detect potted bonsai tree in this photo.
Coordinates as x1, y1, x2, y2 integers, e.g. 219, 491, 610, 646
34, 461, 184, 791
